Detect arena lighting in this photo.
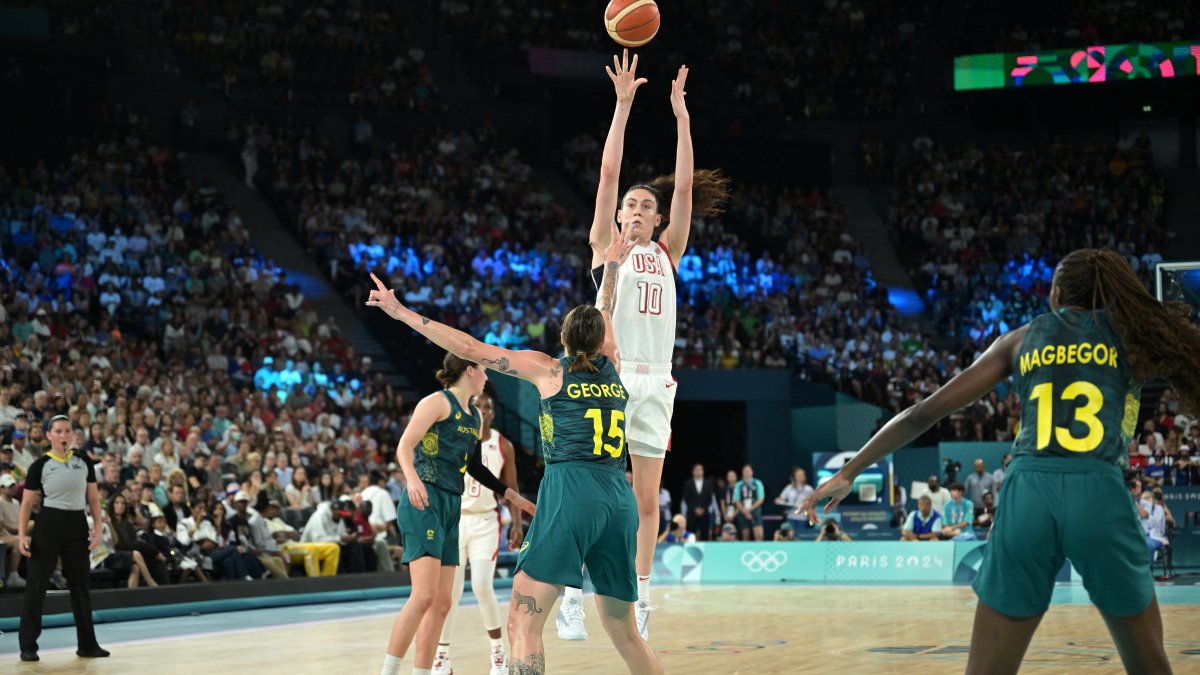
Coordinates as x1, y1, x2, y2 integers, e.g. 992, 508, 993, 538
954, 41, 1200, 91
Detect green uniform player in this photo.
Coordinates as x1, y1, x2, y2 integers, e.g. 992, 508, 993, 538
515, 354, 637, 601
974, 308, 1150, 619
370, 351, 535, 675
799, 249, 1188, 674
397, 388, 481, 566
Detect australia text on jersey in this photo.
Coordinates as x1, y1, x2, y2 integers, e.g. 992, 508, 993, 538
1018, 342, 1119, 377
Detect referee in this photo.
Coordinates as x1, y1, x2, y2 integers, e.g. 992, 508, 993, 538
17, 414, 109, 662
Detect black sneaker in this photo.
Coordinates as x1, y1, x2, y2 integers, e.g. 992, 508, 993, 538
76, 647, 110, 658
20, 651, 39, 661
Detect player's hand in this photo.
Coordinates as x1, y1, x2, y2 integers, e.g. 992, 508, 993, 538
406, 476, 430, 511
669, 65, 689, 120
89, 526, 102, 551
508, 524, 525, 551
18, 534, 31, 557
798, 472, 853, 525
590, 220, 635, 267
506, 488, 537, 518
607, 48, 648, 104
365, 273, 406, 320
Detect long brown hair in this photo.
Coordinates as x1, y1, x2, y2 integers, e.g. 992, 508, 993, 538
626, 169, 730, 225
562, 305, 605, 373
436, 353, 477, 387
1055, 248, 1200, 413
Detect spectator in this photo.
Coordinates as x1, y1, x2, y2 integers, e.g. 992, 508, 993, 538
775, 467, 814, 532
386, 463, 406, 503
939, 484, 976, 541
992, 454, 1011, 491
361, 470, 398, 571
901, 495, 941, 541
719, 469, 739, 530
264, 500, 339, 577
964, 459, 996, 506
733, 464, 766, 541
209, 500, 267, 580
230, 492, 289, 579
1, 473, 24, 588
287, 467, 320, 509
815, 518, 852, 542
658, 514, 695, 544
773, 522, 796, 542
1133, 480, 1168, 566
680, 463, 716, 541
973, 492, 997, 531
925, 475, 951, 514
719, 523, 739, 541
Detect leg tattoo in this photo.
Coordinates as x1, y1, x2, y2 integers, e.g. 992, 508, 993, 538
513, 590, 544, 615
509, 653, 546, 674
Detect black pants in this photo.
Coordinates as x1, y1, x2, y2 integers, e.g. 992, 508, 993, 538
339, 541, 365, 574
20, 508, 100, 653
686, 510, 710, 541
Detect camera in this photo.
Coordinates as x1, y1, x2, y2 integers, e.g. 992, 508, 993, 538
822, 521, 836, 536
944, 458, 962, 484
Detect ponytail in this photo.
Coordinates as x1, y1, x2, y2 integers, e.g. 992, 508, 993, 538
1057, 249, 1200, 414
629, 169, 730, 224
569, 351, 599, 374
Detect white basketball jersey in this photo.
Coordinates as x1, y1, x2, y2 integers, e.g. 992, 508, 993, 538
461, 429, 504, 513
612, 240, 677, 365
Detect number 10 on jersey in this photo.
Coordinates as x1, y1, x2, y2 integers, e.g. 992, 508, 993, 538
637, 281, 662, 315
584, 408, 625, 458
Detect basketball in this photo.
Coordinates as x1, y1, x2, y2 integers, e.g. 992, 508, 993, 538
604, 0, 660, 48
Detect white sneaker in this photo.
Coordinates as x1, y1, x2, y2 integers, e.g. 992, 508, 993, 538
50, 570, 67, 590
7, 572, 25, 589
635, 599, 657, 641
488, 648, 506, 675
431, 647, 451, 675
556, 596, 588, 640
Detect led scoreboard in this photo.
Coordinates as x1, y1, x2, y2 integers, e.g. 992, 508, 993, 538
954, 42, 1200, 91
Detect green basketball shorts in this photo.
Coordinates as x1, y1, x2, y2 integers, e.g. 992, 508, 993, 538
397, 485, 461, 566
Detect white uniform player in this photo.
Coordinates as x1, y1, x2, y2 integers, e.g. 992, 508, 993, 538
609, 239, 678, 457
435, 424, 513, 675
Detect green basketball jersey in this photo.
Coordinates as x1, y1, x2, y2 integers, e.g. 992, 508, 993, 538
415, 390, 481, 494
1011, 309, 1140, 465
539, 355, 628, 472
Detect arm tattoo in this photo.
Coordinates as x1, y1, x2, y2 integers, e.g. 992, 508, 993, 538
508, 653, 546, 675
512, 590, 543, 615
482, 356, 518, 376
421, 316, 431, 325
597, 261, 620, 317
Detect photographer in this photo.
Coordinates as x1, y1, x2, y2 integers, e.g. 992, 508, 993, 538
815, 519, 851, 542
332, 496, 367, 574
657, 514, 695, 544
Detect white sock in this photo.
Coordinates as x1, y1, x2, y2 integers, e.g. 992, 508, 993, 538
564, 586, 583, 601
489, 637, 504, 651
436, 643, 449, 654
412, 669, 432, 675
380, 655, 402, 675
637, 575, 651, 602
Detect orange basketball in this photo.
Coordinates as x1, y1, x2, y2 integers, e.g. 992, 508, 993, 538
604, 0, 660, 48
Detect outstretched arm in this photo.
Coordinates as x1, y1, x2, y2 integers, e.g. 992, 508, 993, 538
365, 273, 562, 395
590, 49, 647, 268
799, 325, 1027, 518
591, 221, 634, 371
658, 65, 692, 267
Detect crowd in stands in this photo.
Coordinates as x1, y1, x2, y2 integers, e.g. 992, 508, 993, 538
0, 105, 425, 588
438, 0, 926, 120
885, 133, 1165, 343
162, 0, 438, 111
996, 0, 1196, 51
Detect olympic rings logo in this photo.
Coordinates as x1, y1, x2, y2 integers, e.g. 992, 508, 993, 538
740, 550, 789, 573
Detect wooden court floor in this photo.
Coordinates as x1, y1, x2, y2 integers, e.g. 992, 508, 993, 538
8, 584, 1200, 674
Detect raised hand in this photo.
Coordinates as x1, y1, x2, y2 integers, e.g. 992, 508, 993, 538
591, 220, 635, 267
606, 48, 648, 104
670, 64, 689, 120
365, 272, 405, 319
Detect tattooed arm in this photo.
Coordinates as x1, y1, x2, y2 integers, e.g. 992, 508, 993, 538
591, 220, 632, 373
365, 273, 564, 396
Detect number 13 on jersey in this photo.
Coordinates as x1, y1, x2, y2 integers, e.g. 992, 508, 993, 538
584, 408, 625, 458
